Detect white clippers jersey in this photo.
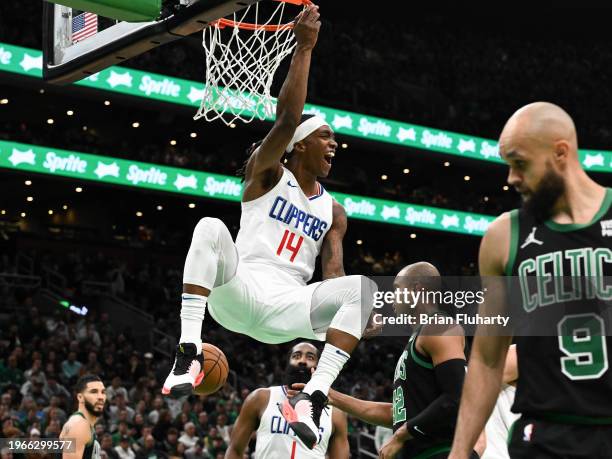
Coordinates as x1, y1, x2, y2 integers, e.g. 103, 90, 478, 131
255, 386, 333, 459
235, 167, 333, 285
483, 385, 519, 459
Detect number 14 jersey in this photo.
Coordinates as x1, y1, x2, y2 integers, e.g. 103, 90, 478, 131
236, 167, 333, 285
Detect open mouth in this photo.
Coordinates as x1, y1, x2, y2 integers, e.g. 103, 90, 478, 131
324, 151, 335, 165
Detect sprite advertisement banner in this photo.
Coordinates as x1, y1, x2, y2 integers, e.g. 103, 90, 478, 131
1, 42, 612, 173
0, 139, 495, 236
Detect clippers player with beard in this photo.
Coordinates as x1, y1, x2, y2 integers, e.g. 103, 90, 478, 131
61, 375, 106, 459
225, 342, 349, 458
450, 102, 612, 459
162, 4, 376, 450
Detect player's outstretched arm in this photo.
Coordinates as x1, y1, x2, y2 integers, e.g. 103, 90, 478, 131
321, 201, 347, 279
60, 417, 90, 459
380, 331, 466, 458
225, 389, 267, 459
327, 388, 393, 428
327, 409, 350, 459
244, 5, 321, 187
449, 213, 514, 459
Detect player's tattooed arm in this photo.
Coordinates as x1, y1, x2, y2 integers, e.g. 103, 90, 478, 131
60, 418, 89, 459
225, 389, 268, 459
328, 409, 349, 459
243, 5, 321, 194
321, 200, 347, 279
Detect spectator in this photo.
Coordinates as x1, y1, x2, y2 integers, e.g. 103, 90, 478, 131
0, 355, 24, 388
136, 435, 168, 459
101, 433, 120, 459
109, 393, 135, 426
42, 376, 71, 402
184, 440, 207, 459
106, 377, 129, 403
214, 414, 231, 445
114, 435, 136, 459
112, 421, 133, 445
147, 396, 165, 426
61, 352, 82, 383
178, 422, 198, 449
161, 428, 180, 456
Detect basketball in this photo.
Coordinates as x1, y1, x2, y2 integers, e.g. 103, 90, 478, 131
193, 343, 229, 395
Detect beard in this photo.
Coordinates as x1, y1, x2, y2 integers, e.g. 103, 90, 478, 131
84, 399, 104, 417
284, 364, 311, 387
521, 168, 565, 222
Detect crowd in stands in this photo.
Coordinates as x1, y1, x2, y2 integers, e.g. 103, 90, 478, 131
0, 261, 401, 458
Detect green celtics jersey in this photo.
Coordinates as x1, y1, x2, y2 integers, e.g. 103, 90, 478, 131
72, 412, 101, 459
506, 188, 612, 422
391, 316, 461, 458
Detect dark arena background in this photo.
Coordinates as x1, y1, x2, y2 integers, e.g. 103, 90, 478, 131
1, 3, 612, 458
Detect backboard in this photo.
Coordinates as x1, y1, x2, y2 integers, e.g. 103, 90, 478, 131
42, 0, 259, 85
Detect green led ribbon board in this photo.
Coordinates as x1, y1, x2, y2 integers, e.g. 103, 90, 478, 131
1, 42, 611, 173
0, 140, 495, 236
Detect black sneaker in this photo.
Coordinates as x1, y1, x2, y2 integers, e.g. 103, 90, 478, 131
278, 390, 328, 449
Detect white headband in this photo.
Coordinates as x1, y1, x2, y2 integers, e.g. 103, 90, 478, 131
285, 116, 329, 153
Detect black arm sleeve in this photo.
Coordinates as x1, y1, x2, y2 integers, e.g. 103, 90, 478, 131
405, 358, 466, 439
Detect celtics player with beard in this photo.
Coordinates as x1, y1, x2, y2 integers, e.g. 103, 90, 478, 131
60, 375, 106, 459
450, 102, 612, 459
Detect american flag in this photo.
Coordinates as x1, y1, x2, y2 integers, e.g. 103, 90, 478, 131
72, 12, 98, 43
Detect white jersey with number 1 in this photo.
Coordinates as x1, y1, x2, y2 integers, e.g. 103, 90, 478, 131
255, 386, 332, 459
235, 167, 333, 286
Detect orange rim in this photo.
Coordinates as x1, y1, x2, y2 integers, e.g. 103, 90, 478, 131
211, 0, 313, 32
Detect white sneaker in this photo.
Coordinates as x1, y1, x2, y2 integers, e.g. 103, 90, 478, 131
161, 343, 204, 397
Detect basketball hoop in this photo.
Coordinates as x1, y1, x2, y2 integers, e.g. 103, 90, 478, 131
194, 0, 312, 125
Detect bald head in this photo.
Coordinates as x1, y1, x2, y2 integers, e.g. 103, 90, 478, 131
395, 262, 440, 290
501, 102, 577, 155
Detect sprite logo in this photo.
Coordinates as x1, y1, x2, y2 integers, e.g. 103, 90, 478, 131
343, 198, 376, 216
420, 130, 453, 150
204, 177, 242, 197
139, 75, 181, 98
126, 165, 167, 186
43, 152, 87, 174
358, 118, 392, 137
404, 207, 437, 225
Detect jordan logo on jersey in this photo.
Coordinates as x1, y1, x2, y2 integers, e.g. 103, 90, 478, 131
520, 227, 543, 249
269, 196, 329, 241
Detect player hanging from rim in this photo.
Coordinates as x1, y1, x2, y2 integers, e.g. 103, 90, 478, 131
225, 342, 349, 459
308, 263, 485, 459
161, 4, 377, 450
60, 374, 106, 459
449, 102, 612, 459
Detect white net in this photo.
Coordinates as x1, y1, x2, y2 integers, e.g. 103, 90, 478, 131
195, 1, 303, 125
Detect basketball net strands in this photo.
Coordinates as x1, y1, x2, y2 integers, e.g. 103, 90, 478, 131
43, 0, 311, 125
195, 0, 311, 125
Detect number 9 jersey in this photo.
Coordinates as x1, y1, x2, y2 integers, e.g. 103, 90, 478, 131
236, 167, 333, 286
506, 188, 612, 422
